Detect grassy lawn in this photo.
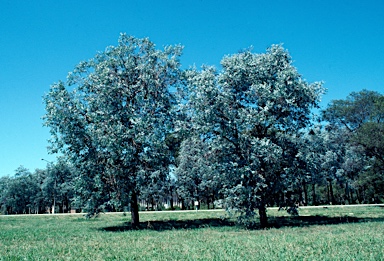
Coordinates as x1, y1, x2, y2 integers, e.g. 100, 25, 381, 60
1, 206, 384, 260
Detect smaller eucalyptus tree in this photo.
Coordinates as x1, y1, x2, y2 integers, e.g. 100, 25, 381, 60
183, 45, 324, 227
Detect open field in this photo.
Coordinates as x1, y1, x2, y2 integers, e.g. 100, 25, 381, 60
1, 206, 384, 260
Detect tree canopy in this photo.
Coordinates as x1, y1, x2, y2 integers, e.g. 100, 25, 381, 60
43, 34, 182, 226
34, 34, 384, 228
179, 45, 324, 227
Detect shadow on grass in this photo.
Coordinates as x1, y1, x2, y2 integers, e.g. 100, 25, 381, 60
101, 218, 235, 232
101, 215, 384, 232
268, 216, 384, 229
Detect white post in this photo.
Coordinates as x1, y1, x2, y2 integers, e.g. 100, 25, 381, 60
194, 200, 199, 212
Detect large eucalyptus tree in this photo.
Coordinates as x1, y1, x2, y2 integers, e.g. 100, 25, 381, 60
44, 34, 182, 226
183, 45, 324, 227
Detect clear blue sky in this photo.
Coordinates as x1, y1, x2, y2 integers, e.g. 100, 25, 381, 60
1, 0, 383, 177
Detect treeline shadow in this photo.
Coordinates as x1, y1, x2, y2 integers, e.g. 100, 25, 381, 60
101, 218, 235, 232
101, 215, 384, 232
268, 215, 384, 229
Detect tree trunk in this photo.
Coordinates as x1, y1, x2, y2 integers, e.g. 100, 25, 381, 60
350, 190, 354, 204
130, 191, 140, 228
258, 205, 268, 229
345, 182, 350, 204
329, 180, 335, 205
358, 187, 363, 203
362, 186, 366, 203
312, 183, 317, 206
170, 196, 174, 210
303, 182, 308, 206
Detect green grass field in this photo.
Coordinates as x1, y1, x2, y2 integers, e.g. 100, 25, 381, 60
1, 206, 384, 260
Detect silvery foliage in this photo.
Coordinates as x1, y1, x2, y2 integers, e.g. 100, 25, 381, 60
299, 126, 367, 199
44, 34, 182, 214
181, 45, 324, 222
299, 128, 337, 177
323, 127, 369, 197
175, 136, 221, 203
297, 127, 329, 188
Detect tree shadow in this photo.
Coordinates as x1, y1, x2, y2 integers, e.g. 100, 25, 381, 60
100, 215, 384, 232
101, 218, 236, 232
268, 215, 384, 229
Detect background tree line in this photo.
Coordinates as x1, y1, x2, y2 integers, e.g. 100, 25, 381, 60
0, 158, 75, 215
1, 35, 383, 228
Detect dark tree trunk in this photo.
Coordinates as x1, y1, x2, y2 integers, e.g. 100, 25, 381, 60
345, 182, 350, 204
312, 183, 317, 206
361, 186, 366, 203
303, 182, 308, 206
130, 191, 140, 228
350, 190, 354, 204
279, 192, 284, 208
356, 188, 362, 203
258, 205, 268, 228
170, 196, 174, 210
329, 180, 335, 205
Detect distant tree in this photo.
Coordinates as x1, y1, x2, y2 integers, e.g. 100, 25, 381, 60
43, 34, 182, 226
183, 45, 324, 227
323, 90, 384, 202
1, 166, 40, 214
41, 158, 76, 213
322, 90, 383, 132
297, 126, 327, 205
322, 89, 383, 166
0, 176, 11, 214
353, 122, 384, 165
175, 136, 221, 209
32, 168, 49, 213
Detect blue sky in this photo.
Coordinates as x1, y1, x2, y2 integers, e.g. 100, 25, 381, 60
1, 0, 383, 177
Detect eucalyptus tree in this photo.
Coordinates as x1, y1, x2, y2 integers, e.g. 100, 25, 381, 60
2, 166, 40, 214
296, 127, 327, 205
183, 45, 323, 227
319, 127, 349, 204
323, 90, 384, 202
44, 34, 182, 226
40, 158, 76, 213
322, 90, 384, 165
175, 136, 221, 209
338, 144, 367, 203
0, 176, 11, 214
322, 90, 383, 132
